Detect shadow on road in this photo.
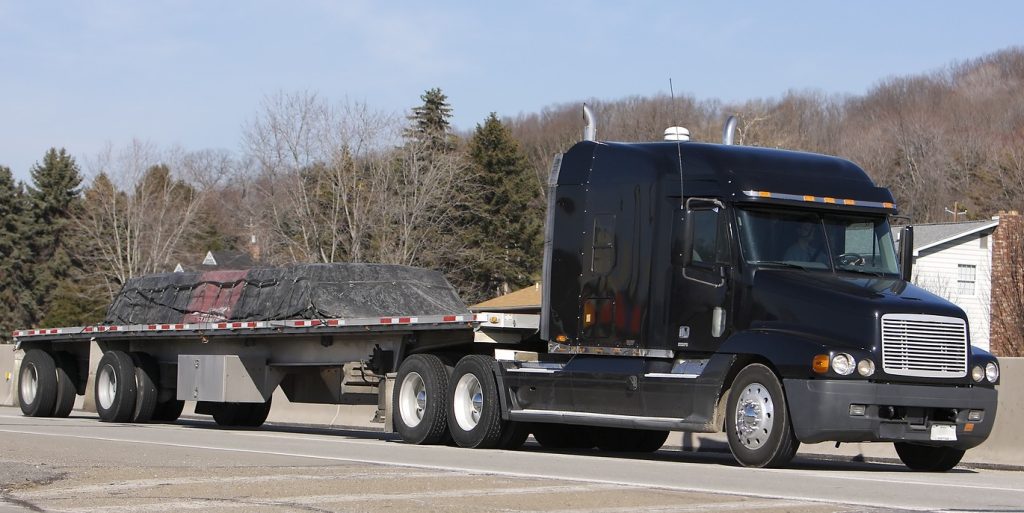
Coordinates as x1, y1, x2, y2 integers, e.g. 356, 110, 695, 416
165, 415, 981, 474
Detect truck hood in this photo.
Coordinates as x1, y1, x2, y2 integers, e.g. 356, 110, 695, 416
745, 269, 968, 351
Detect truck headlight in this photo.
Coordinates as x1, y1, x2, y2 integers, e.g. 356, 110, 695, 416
856, 358, 875, 377
985, 362, 999, 383
832, 353, 855, 375
971, 365, 985, 382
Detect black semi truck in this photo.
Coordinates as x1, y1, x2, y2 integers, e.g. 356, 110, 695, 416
391, 118, 999, 470
14, 115, 999, 471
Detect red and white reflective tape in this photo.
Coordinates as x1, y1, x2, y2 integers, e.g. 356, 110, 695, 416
12, 313, 476, 340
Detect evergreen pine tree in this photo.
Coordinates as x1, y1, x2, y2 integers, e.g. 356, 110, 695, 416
27, 148, 84, 326
404, 87, 456, 152
464, 113, 544, 300
0, 166, 36, 339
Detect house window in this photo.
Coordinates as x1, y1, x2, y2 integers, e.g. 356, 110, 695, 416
957, 264, 976, 295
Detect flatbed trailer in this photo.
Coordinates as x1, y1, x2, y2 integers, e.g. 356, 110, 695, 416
14, 112, 1001, 472
13, 265, 539, 427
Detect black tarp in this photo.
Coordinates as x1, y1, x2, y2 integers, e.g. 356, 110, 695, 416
104, 263, 469, 325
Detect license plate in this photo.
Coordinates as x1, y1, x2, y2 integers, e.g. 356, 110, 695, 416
930, 424, 957, 441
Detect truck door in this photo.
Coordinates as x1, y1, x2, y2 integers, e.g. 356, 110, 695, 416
674, 199, 733, 352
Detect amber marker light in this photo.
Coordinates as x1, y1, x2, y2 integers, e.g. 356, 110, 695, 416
813, 354, 830, 374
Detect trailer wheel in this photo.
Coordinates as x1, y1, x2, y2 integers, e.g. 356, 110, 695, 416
95, 350, 138, 423
894, 443, 965, 472
52, 352, 80, 418
213, 400, 271, 428
19, 349, 59, 417
593, 427, 669, 453
532, 424, 595, 450
152, 399, 185, 422
130, 352, 159, 423
238, 398, 272, 427
447, 355, 506, 449
726, 363, 799, 468
393, 354, 451, 445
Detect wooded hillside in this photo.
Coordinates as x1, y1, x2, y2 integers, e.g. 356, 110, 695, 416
2, 47, 1022, 337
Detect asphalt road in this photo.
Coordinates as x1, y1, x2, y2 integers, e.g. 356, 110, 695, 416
0, 406, 1022, 513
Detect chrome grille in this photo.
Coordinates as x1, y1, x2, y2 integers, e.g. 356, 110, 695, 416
881, 313, 968, 378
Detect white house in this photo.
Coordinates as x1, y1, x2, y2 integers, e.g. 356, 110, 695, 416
906, 218, 999, 351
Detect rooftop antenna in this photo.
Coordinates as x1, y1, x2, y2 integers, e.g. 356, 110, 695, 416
669, 78, 685, 208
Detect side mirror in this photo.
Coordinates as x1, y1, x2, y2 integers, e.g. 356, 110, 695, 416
898, 225, 914, 282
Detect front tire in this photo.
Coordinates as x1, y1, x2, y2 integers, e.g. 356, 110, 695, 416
95, 351, 138, 423
393, 354, 451, 445
19, 349, 59, 417
894, 443, 965, 471
726, 363, 799, 468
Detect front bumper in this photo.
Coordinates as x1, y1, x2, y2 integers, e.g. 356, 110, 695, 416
784, 379, 998, 449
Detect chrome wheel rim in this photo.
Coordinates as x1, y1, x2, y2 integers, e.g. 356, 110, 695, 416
398, 372, 427, 428
20, 364, 38, 405
453, 373, 483, 431
734, 381, 775, 450
97, 363, 117, 410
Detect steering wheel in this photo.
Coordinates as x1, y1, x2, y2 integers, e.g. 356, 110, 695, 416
836, 253, 865, 266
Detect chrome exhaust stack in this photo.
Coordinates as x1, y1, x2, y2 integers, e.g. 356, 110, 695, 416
722, 115, 737, 145
583, 104, 596, 142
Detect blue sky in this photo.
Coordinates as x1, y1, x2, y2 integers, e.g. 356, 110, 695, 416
2, 1, 1022, 183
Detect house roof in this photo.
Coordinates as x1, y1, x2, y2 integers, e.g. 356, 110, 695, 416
470, 283, 541, 312
174, 250, 257, 272
204, 250, 256, 269
908, 220, 999, 255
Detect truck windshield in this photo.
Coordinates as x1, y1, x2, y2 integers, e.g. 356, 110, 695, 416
735, 208, 900, 276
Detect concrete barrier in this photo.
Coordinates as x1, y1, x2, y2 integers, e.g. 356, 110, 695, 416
0, 345, 14, 407
2, 350, 1021, 466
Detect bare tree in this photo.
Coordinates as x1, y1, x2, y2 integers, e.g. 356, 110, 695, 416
372, 139, 469, 266
75, 141, 213, 298
242, 91, 398, 264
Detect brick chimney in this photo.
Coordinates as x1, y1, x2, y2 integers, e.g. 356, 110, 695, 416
989, 210, 1023, 356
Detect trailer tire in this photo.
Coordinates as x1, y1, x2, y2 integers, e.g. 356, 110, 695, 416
152, 399, 185, 422
52, 352, 80, 418
19, 349, 59, 417
894, 443, 965, 472
532, 424, 595, 450
130, 352, 160, 423
240, 398, 272, 427
447, 355, 504, 449
726, 363, 799, 468
593, 427, 668, 453
393, 354, 451, 445
95, 350, 138, 423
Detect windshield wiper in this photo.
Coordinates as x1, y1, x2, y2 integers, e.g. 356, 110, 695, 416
754, 261, 811, 271
838, 267, 886, 277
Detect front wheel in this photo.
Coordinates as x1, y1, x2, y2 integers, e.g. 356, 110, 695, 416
725, 363, 799, 468
894, 443, 965, 471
